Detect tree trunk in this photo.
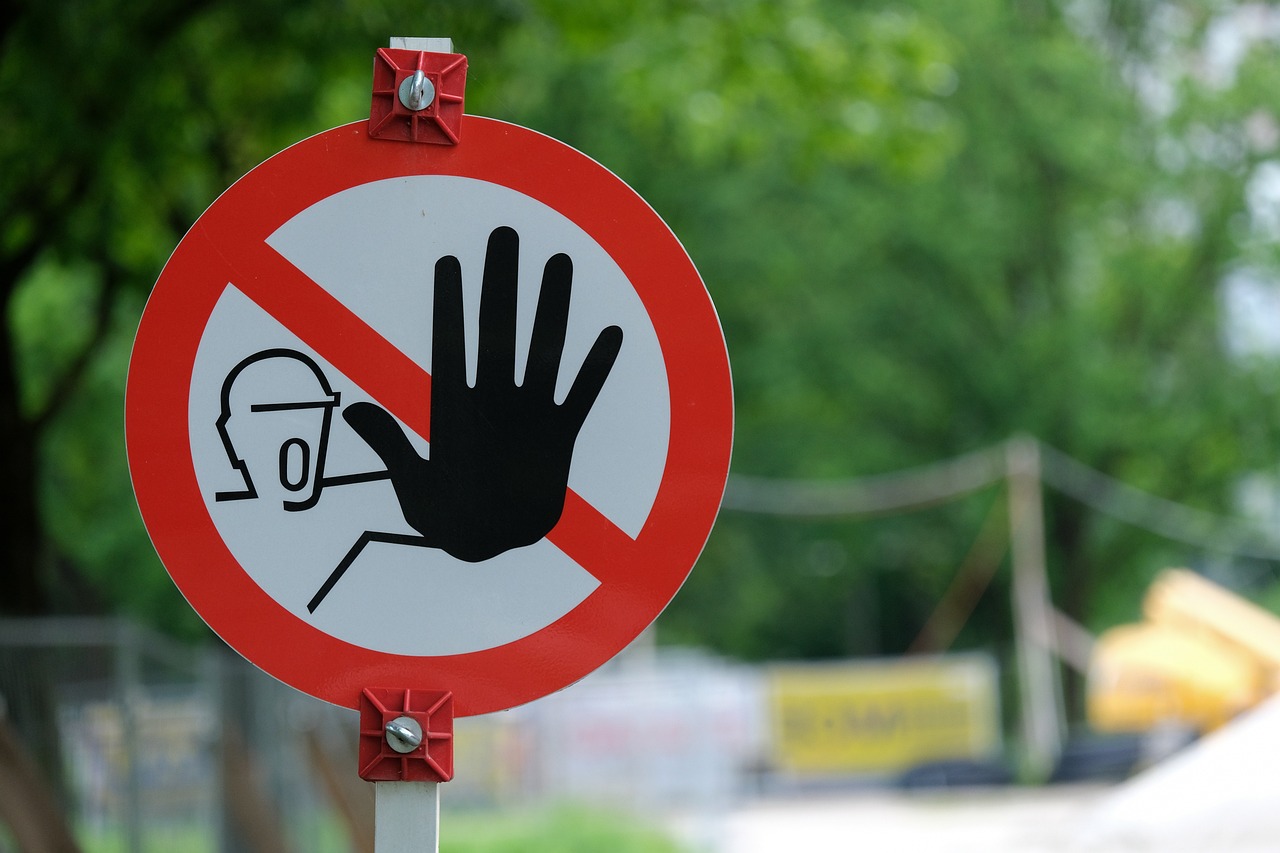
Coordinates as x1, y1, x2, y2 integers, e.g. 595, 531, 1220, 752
0, 315, 48, 616
0, 712, 82, 853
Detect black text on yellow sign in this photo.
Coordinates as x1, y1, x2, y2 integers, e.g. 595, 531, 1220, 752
769, 655, 1000, 774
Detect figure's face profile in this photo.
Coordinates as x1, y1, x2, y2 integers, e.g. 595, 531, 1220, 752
216, 349, 340, 511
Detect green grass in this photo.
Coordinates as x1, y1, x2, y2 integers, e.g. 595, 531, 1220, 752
78, 825, 212, 853
442, 806, 688, 853
75, 805, 687, 853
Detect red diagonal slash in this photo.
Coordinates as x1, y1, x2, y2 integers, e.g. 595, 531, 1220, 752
211, 232, 637, 583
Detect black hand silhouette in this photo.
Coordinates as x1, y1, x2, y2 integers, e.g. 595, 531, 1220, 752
343, 226, 623, 562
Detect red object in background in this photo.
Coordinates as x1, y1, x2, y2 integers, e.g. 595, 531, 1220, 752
369, 48, 467, 145
358, 688, 454, 782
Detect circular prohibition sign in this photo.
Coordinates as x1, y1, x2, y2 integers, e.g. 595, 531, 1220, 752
126, 117, 733, 716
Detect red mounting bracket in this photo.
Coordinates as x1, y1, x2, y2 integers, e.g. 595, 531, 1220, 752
358, 688, 454, 782
369, 47, 467, 145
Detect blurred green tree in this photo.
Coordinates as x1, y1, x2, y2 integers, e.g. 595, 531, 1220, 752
486, 0, 1280, 660
5, 0, 1280, 685
0, 0, 514, 631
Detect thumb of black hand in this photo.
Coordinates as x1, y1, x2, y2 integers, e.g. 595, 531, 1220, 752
343, 402, 422, 470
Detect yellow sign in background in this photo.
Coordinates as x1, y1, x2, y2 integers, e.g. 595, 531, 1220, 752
769, 654, 1000, 774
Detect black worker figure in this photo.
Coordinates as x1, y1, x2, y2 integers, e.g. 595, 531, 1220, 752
215, 349, 343, 512
231, 226, 626, 612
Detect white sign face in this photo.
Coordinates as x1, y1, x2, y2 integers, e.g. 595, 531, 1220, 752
187, 176, 670, 656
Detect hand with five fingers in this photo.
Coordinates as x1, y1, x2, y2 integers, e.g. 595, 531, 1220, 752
342, 226, 623, 562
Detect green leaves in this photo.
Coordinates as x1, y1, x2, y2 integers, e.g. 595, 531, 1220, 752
499, 0, 960, 180
0, 0, 517, 617
485, 0, 1280, 656
6, 0, 1280, 658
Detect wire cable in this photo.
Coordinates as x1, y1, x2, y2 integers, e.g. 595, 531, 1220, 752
723, 437, 1280, 561
721, 444, 1007, 517
1036, 442, 1280, 561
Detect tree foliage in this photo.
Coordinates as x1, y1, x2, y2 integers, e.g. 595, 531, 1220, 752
490, 0, 1280, 658
5, 0, 1280, 679
0, 0, 515, 631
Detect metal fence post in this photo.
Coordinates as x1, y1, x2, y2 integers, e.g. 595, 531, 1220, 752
114, 621, 144, 853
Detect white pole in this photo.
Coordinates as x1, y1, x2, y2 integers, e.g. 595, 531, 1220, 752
374, 781, 440, 852
1006, 436, 1065, 780
389, 37, 454, 53
370, 39, 454, 852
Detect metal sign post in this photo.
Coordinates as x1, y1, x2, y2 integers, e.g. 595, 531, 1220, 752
375, 782, 440, 851
364, 38, 462, 851
358, 687, 453, 852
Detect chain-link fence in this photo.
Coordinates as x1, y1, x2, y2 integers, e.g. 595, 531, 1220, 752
0, 618, 1007, 853
0, 618, 353, 853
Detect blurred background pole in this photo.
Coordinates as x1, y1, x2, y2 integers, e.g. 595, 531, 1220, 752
1006, 436, 1065, 780
114, 621, 144, 853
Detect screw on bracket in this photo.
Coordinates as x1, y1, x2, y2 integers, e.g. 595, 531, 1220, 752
398, 71, 435, 112
384, 715, 424, 753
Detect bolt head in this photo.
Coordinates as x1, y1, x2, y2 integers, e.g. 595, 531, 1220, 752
385, 715, 424, 753
398, 71, 436, 112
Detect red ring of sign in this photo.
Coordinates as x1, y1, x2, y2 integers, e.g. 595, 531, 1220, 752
126, 118, 733, 715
